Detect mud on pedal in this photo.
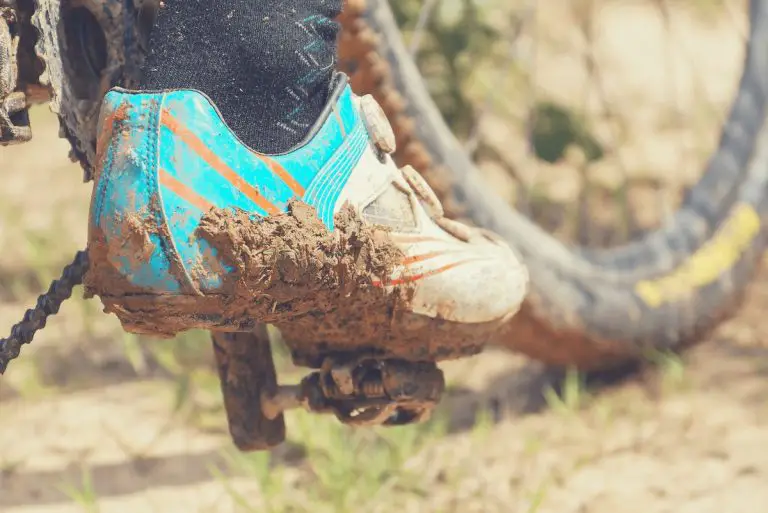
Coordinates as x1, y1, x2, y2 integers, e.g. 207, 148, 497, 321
212, 328, 445, 451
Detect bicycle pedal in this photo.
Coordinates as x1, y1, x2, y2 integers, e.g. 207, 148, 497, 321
211, 329, 446, 452
261, 355, 446, 428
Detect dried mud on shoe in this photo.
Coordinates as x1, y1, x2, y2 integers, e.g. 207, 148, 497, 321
86, 201, 497, 365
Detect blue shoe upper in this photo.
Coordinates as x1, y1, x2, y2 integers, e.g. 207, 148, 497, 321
89, 76, 369, 295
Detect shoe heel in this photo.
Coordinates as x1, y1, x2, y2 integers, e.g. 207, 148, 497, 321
86, 90, 198, 303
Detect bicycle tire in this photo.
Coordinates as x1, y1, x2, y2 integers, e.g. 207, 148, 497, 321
338, 0, 768, 369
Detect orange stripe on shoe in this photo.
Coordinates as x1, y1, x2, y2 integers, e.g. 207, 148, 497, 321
160, 109, 280, 215
159, 168, 215, 212
263, 156, 305, 197
372, 257, 488, 287
402, 251, 447, 265
390, 234, 451, 245
96, 111, 116, 160
96, 103, 131, 169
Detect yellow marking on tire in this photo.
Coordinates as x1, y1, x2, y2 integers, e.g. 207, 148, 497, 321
635, 203, 761, 308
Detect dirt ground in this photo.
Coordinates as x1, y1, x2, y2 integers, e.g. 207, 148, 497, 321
2, 1, 768, 512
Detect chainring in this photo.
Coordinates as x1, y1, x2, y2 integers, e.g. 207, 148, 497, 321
0, 0, 156, 372
30, 0, 156, 178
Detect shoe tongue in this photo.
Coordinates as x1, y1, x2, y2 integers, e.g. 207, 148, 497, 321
361, 182, 419, 231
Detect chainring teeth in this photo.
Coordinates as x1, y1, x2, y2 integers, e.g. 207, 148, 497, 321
30, 3, 56, 94
30, 0, 150, 176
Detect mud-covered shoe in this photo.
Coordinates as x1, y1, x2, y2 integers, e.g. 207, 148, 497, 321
85, 73, 528, 360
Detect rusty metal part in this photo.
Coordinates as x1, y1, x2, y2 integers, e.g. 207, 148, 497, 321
261, 357, 445, 427
0, 3, 31, 144
211, 328, 286, 451
0, 251, 89, 374
338, 0, 768, 370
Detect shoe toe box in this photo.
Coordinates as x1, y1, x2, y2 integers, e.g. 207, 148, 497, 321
404, 233, 529, 324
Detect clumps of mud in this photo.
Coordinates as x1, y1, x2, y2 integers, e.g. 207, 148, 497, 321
199, 201, 403, 317
87, 201, 495, 364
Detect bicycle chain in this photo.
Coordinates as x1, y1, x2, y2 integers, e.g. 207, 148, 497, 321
0, 251, 89, 374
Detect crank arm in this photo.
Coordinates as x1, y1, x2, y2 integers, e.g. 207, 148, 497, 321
211, 327, 286, 451
211, 327, 446, 452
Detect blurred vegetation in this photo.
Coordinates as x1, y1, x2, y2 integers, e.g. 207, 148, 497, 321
388, 0, 740, 248
390, 0, 500, 138
390, 0, 604, 164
